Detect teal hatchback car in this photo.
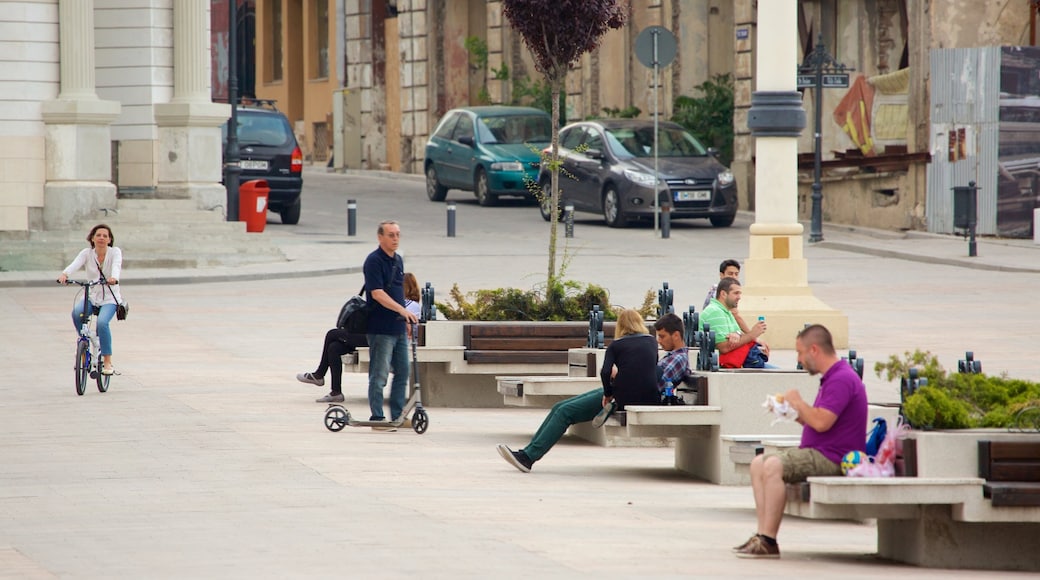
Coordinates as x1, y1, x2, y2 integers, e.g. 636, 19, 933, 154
424, 106, 552, 206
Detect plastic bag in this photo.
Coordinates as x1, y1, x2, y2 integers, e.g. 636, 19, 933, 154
847, 417, 911, 477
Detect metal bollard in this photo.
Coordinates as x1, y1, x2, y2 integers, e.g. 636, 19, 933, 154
446, 202, 456, 238
347, 199, 357, 236
564, 204, 575, 238
661, 203, 671, 239
421, 282, 436, 321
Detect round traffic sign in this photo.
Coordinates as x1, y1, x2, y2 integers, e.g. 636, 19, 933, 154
635, 26, 677, 68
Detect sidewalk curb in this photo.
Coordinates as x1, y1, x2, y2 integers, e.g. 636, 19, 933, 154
0, 266, 363, 288
815, 241, 1040, 274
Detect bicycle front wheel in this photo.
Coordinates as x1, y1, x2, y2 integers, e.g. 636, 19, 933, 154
75, 341, 89, 396
96, 359, 110, 393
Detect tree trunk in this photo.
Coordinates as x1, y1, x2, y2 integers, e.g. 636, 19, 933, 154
547, 75, 563, 290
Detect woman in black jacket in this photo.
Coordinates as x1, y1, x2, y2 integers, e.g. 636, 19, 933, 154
496, 309, 660, 472
599, 309, 661, 410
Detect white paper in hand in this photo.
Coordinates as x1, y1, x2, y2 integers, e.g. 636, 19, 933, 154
763, 394, 799, 426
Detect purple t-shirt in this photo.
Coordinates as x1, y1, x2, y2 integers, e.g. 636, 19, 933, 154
799, 359, 868, 464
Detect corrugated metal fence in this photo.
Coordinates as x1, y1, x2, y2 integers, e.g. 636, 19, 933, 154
927, 47, 1000, 235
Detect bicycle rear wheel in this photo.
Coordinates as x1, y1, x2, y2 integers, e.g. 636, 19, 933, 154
75, 342, 89, 396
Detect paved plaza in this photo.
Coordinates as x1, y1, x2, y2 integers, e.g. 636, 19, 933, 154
1, 168, 1038, 578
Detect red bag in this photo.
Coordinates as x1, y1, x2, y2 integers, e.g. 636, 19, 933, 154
718, 341, 753, 368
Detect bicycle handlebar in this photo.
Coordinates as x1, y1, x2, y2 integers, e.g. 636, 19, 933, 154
57, 278, 115, 287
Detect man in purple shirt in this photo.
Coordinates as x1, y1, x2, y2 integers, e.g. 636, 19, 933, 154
734, 324, 867, 559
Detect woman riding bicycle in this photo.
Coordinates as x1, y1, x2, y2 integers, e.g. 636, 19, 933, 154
56, 224, 123, 376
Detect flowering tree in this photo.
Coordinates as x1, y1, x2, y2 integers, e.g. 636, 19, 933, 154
502, 0, 628, 290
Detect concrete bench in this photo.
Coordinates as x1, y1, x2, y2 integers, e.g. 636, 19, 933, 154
608, 371, 901, 485
782, 431, 1040, 572
596, 369, 817, 485
349, 321, 601, 407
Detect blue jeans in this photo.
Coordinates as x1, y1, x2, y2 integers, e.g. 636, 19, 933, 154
523, 388, 603, 461
72, 302, 116, 356
366, 333, 410, 421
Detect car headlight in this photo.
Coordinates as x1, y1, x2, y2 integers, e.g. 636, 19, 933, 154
717, 170, 735, 187
490, 161, 524, 172
624, 169, 658, 187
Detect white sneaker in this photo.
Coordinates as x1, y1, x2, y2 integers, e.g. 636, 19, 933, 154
296, 372, 325, 387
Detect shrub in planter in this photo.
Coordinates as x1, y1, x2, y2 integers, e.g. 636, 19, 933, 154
877, 349, 1040, 429
436, 279, 655, 322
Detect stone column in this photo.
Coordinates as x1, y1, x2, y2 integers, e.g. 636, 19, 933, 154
740, 0, 847, 349
40, 0, 122, 229
153, 0, 231, 208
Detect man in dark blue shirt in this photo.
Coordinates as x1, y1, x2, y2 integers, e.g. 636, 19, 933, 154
361, 221, 419, 429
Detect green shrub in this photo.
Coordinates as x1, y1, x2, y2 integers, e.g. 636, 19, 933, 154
436, 279, 655, 321
877, 349, 1040, 429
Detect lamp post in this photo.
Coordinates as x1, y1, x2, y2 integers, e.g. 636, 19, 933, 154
223, 0, 241, 221
798, 35, 850, 243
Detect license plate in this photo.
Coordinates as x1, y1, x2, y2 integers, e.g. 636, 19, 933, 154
240, 160, 268, 170
674, 190, 711, 202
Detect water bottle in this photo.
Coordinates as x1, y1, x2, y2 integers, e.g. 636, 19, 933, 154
663, 379, 677, 405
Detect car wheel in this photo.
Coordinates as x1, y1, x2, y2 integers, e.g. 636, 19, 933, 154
710, 212, 736, 228
475, 168, 496, 207
280, 198, 301, 225
603, 186, 626, 228
538, 180, 561, 222
426, 164, 448, 202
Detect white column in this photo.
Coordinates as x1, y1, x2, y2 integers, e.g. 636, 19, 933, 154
41, 0, 121, 229
153, 0, 231, 207
56, 0, 98, 100
739, 0, 848, 349
751, 4, 799, 228
171, 0, 211, 103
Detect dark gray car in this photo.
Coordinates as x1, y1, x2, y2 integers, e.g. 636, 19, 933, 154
537, 119, 737, 227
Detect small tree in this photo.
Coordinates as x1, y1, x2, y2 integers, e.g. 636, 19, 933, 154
502, 0, 628, 291
672, 74, 735, 166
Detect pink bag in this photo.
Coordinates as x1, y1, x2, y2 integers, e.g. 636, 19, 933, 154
846, 418, 911, 478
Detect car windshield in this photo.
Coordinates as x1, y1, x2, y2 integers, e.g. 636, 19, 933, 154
606, 126, 707, 158
476, 114, 552, 145
223, 113, 292, 147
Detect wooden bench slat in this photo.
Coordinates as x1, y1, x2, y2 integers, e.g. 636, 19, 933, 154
979, 440, 1040, 482
989, 463, 1040, 482
466, 323, 615, 338
464, 350, 569, 364
467, 337, 590, 351
984, 482, 1040, 507
990, 442, 1040, 460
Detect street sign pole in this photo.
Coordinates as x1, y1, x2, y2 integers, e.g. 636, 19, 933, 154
797, 35, 850, 243
653, 28, 660, 234
635, 26, 676, 239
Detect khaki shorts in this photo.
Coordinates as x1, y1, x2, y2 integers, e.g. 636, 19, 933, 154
763, 448, 842, 483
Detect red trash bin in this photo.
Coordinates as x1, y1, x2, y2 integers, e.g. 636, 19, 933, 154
239, 179, 270, 233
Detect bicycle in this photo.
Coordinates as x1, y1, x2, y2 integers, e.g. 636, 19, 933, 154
59, 278, 114, 396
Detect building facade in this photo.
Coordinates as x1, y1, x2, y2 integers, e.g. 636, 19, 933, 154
4, 0, 1036, 237
0, 0, 228, 235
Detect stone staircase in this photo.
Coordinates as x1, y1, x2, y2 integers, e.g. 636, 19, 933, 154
0, 199, 288, 271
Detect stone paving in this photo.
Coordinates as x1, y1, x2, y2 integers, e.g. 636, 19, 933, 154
1, 169, 1038, 578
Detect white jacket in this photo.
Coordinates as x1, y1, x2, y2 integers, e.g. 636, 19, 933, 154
63, 247, 124, 306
